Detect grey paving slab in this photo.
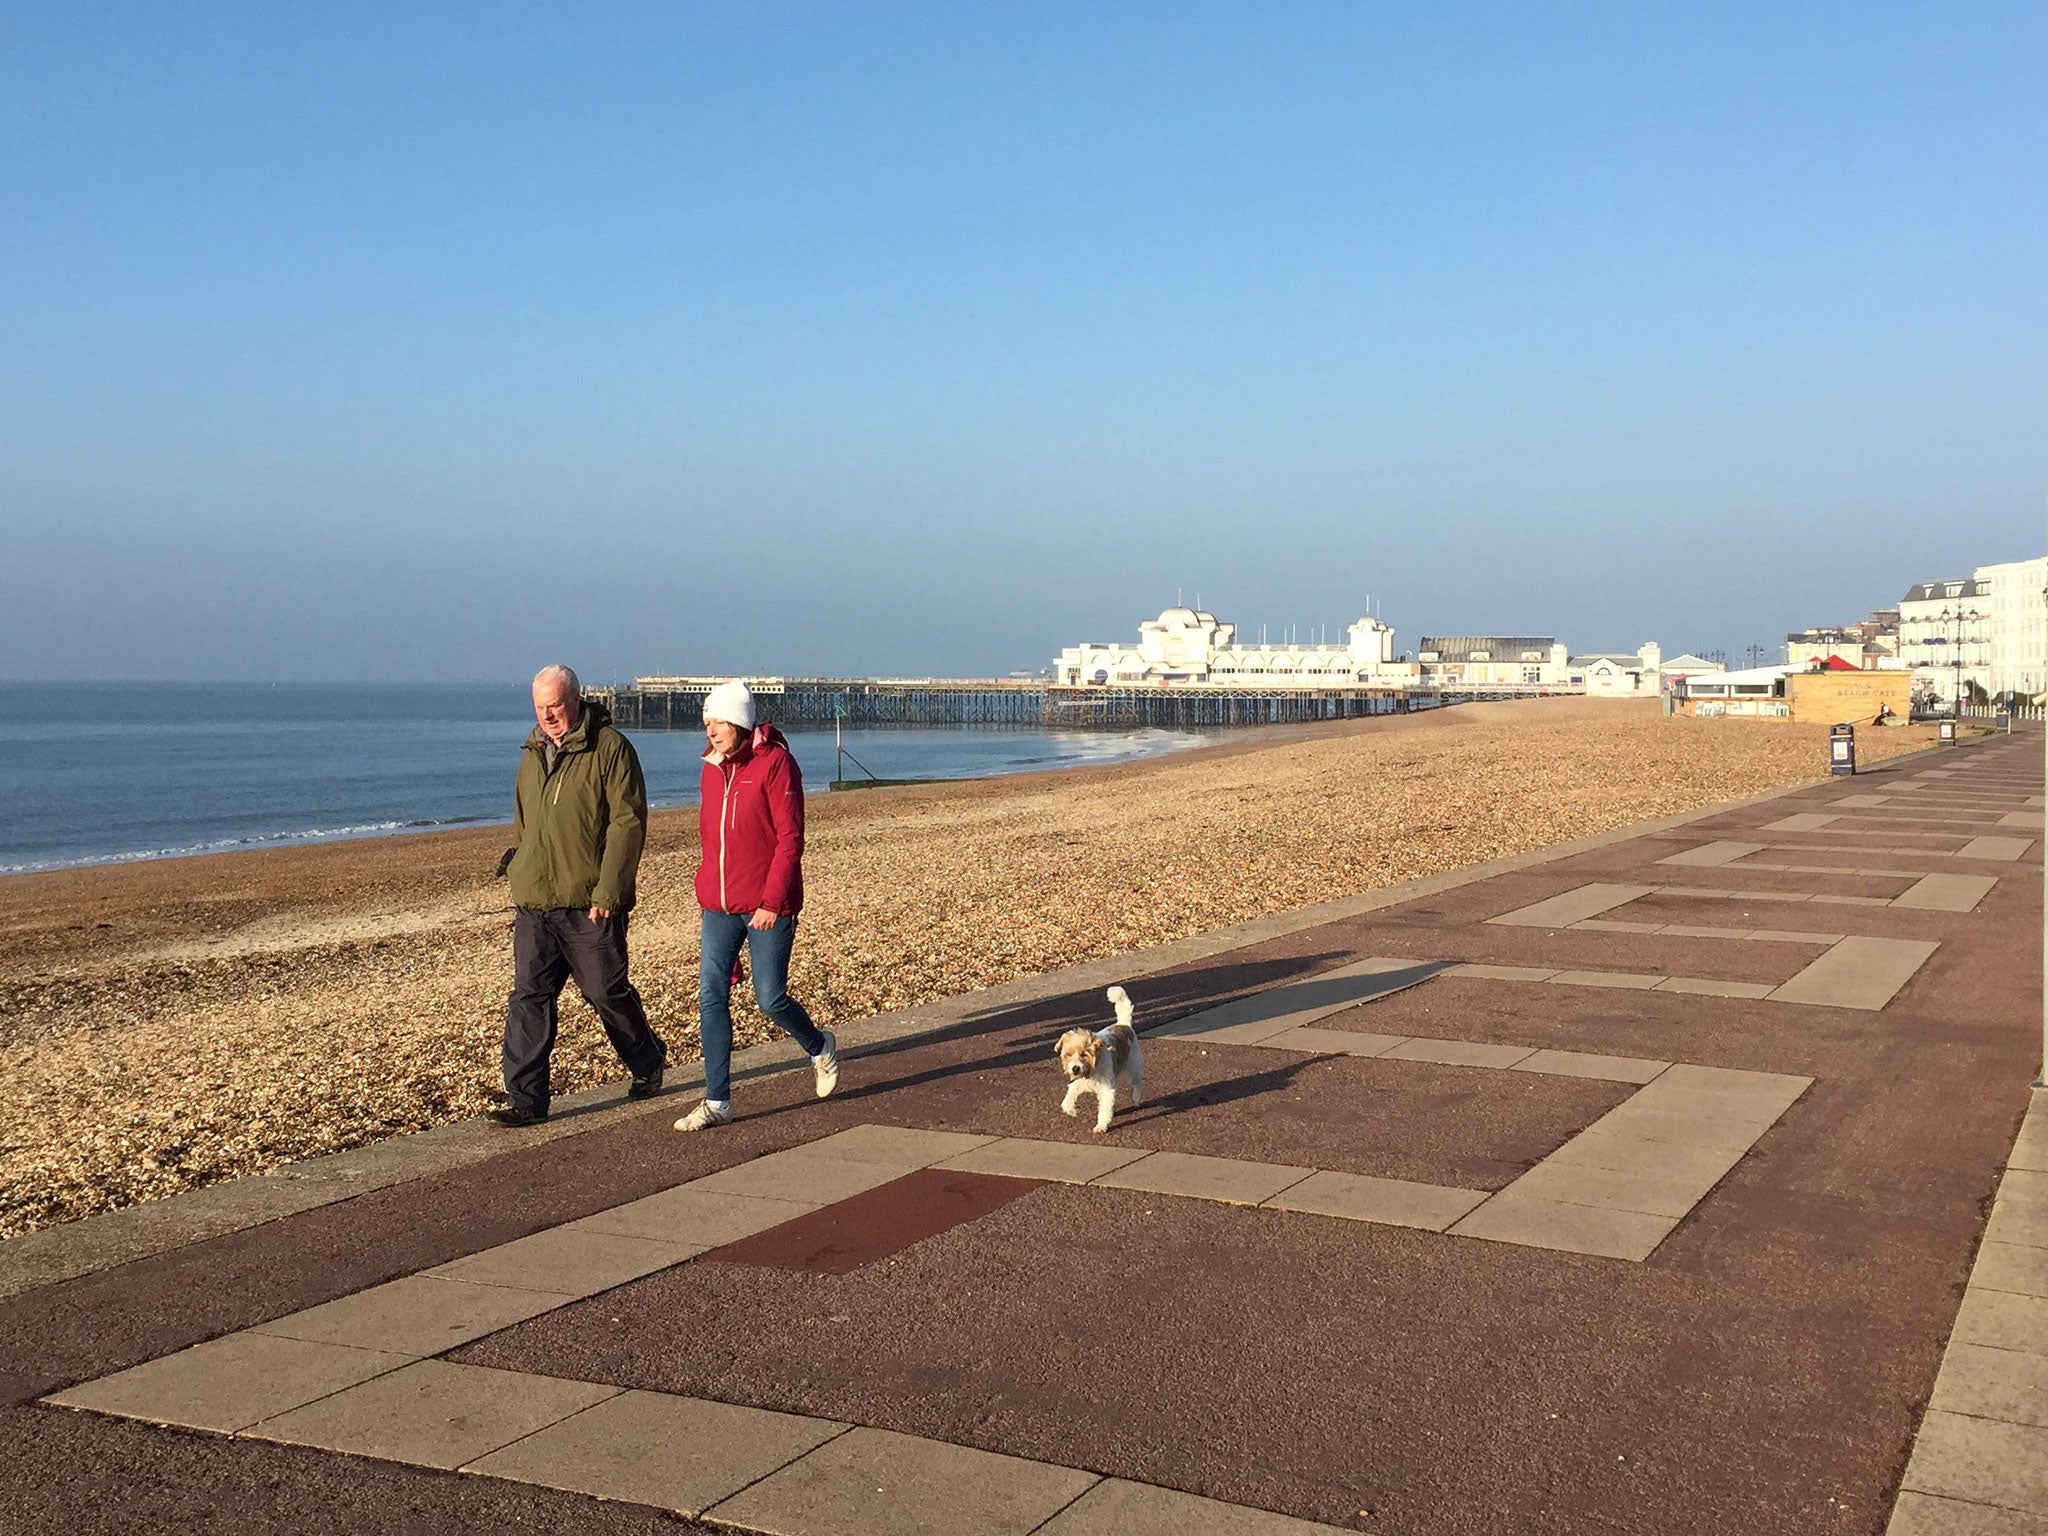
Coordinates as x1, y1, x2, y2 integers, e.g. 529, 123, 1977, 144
1546, 969, 1669, 991
1091, 1151, 1316, 1206
1152, 957, 1452, 1041
1895, 874, 2001, 912
1833, 794, 1897, 807
1487, 882, 1654, 928
1546, 1130, 1762, 1184
1931, 1342, 2048, 1429
1901, 1410, 2048, 1517
1263, 1170, 1488, 1231
1657, 840, 1766, 866
685, 1148, 913, 1204
2000, 812, 2046, 829
421, 1227, 702, 1296
1953, 1289, 2048, 1354
465, 1388, 848, 1517
44, 1331, 410, 1434
1768, 936, 1941, 1010
707, 1424, 1100, 1536
1604, 1081, 1789, 1133
1509, 1048, 1670, 1084
1996, 1169, 2048, 1210
1379, 1036, 1538, 1068
1799, 829, 1965, 841
248, 1274, 573, 1356
934, 1136, 1153, 1183
1888, 1490, 2048, 1535
1986, 1202, 2048, 1250
2011, 1112, 2048, 1176
1650, 976, 1775, 998
799, 1123, 1000, 1167
1499, 1159, 1721, 1220
567, 1185, 817, 1246
1643, 1062, 1811, 1112
1570, 918, 1665, 933
1761, 812, 1840, 831
1974, 1242, 2048, 1299
1655, 923, 1757, 940
1252, 1024, 1409, 1056
1037, 1476, 1356, 1535
1574, 1112, 1767, 1160
1448, 962, 1559, 981
243, 1360, 618, 1470
1448, 1192, 1674, 1261
1960, 837, 2036, 861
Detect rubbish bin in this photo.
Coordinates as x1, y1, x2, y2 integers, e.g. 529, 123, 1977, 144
1829, 722, 1856, 776
1938, 720, 1957, 745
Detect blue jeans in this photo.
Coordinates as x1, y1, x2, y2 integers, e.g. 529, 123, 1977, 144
698, 910, 825, 1102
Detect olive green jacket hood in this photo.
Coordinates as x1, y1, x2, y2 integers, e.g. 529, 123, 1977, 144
507, 699, 647, 913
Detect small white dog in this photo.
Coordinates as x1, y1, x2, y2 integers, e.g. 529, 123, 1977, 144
1057, 985, 1144, 1134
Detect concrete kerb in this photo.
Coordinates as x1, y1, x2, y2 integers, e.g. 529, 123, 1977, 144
0, 742, 1968, 1304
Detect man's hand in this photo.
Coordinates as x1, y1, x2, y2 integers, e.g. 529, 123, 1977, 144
588, 905, 612, 922
748, 907, 778, 929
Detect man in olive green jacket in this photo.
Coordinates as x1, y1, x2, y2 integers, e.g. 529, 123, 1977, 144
493, 664, 667, 1127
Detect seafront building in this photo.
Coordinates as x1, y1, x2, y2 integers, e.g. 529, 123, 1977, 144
1898, 557, 2046, 706
1971, 556, 2048, 702
1785, 614, 1901, 671
1051, 606, 1414, 688
1053, 606, 1716, 696
1567, 646, 1726, 698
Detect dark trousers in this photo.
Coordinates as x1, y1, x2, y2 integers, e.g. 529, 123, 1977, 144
503, 907, 665, 1114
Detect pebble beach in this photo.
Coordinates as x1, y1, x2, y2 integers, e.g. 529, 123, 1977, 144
0, 699, 1938, 1240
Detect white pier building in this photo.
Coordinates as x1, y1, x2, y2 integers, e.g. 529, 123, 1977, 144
1053, 607, 1411, 688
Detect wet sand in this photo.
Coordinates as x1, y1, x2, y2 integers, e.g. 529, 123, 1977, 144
0, 699, 1936, 1238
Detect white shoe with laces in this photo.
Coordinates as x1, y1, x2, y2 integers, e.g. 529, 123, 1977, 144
673, 1101, 732, 1132
812, 1032, 839, 1099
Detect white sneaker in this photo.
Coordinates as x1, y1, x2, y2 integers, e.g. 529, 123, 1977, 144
674, 1101, 732, 1132
812, 1032, 840, 1099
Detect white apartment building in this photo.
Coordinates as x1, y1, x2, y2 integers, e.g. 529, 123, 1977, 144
1974, 556, 2048, 701
1053, 606, 1415, 687
1899, 578, 1989, 706
1900, 559, 2045, 706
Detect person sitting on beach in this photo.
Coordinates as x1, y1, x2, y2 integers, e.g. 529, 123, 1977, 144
492, 664, 667, 1127
674, 679, 839, 1131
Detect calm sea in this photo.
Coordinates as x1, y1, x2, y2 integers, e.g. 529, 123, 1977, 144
0, 682, 1211, 875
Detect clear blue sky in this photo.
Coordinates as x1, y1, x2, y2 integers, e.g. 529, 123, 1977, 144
4, 1, 2043, 682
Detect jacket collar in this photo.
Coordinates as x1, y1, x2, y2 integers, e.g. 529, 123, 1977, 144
703, 721, 776, 767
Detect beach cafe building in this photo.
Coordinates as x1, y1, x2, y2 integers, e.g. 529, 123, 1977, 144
1053, 606, 1416, 688
1677, 662, 1912, 724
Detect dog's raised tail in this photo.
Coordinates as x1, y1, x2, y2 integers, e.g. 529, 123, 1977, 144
1106, 984, 1133, 1030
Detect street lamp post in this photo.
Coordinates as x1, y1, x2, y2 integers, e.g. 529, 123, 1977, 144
1937, 606, 1985, 716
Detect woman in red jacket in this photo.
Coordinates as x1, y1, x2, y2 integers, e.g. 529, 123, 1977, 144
674, 680, 839, 1131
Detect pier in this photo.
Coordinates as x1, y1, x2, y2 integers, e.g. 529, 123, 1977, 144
591, 676, 1577, 730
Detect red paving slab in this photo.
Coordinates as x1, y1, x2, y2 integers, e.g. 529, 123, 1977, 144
703, 1169, 1045, 1273
5, 732, 2042, 1534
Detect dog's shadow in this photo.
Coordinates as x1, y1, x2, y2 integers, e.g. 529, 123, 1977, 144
791, 948, 1364, 1110
1109, 1052, 1325, 1127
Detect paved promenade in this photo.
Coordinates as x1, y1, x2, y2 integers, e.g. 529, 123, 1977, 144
2, 729, 2041, 1534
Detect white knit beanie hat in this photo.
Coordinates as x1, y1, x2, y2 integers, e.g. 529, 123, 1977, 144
703, 680, 756, 729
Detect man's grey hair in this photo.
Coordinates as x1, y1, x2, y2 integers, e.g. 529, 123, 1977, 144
533, 664, 580, 697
